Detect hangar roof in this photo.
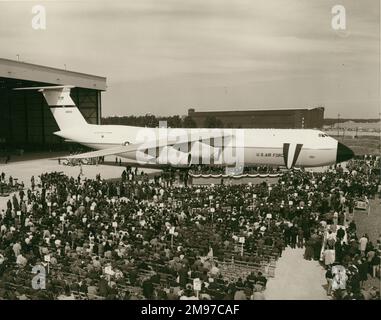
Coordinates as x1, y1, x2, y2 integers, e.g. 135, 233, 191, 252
0, 58, 106, 91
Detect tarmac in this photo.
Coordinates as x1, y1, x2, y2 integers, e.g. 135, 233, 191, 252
0, 156, 159, 188
265, 247, 329, 300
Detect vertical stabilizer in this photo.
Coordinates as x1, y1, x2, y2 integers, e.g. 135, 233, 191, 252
14, 85, 88, 130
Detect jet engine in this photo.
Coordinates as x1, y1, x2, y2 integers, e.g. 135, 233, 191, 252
156, 146, 191, 167
189, 141, 222, 165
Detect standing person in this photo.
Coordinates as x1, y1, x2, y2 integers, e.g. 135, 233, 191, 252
284, 224, 291, 247
335, 241, 343, 264
297, 227, 304, 248
7, 199, 12, 211
304, 238, 314, 260
233, 287, 247, 300
365, 196, 370, 215
325, 266, 333, 296
12, 194, 19, 212
142, 277, 154, 300
359, 234, 368, 256
370, 252, 380, 278
275, 238, 284, 258
338, 211, 345, 225
184, 170, 189, 187
323, 248, 335, 266
290, 225, 298, 249
332, 267, 348, 292
12, 241, 22, 258
250, 287, 265, 300
348, 220, 357, 234
30, 176, 35, 191
358, 258, 369, 287
256, 272, 267, 288
336, 226, 345, 243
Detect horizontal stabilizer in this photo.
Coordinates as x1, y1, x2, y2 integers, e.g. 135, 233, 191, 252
14, 85, 76, 107
14, 85, 75, 91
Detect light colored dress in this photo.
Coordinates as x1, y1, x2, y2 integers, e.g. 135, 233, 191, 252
359, 237, 368, 252
332, 269, 347, 290
324, 249, 335, 265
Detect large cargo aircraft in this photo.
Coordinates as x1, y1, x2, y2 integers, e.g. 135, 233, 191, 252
15, 85, 354, 169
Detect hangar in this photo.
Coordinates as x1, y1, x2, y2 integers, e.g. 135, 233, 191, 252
0, 58, 106, 152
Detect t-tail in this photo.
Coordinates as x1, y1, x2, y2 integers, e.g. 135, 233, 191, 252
14, 85, 88, 131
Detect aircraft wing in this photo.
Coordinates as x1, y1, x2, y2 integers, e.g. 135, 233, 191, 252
56, 145, 139, 160
57, 131, 233, 160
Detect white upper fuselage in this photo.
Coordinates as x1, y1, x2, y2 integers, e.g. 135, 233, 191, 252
55, 124, 339, 168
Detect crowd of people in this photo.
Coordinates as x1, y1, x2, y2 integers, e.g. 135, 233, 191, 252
314, 157, 381, 300
189, 165, 280, 175
0, 172, 24, 196
0, 155, 379, 300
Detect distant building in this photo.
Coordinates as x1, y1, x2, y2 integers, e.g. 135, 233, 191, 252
188, 107, 324, 129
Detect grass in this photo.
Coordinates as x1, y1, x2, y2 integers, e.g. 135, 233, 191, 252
334, 135, 380, 156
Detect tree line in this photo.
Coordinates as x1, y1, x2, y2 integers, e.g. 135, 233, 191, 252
101, 115, 227, 128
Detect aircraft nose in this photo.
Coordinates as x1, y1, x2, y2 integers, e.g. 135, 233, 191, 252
336, 142, 355, 163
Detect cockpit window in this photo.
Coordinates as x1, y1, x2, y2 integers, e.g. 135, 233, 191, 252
318, 133, 328, 137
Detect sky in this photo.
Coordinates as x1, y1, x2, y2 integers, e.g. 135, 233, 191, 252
0, 0, 380, 118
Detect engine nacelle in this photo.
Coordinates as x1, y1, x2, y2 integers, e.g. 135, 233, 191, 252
189, 141, 222, 165
156, 146, 191, 167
